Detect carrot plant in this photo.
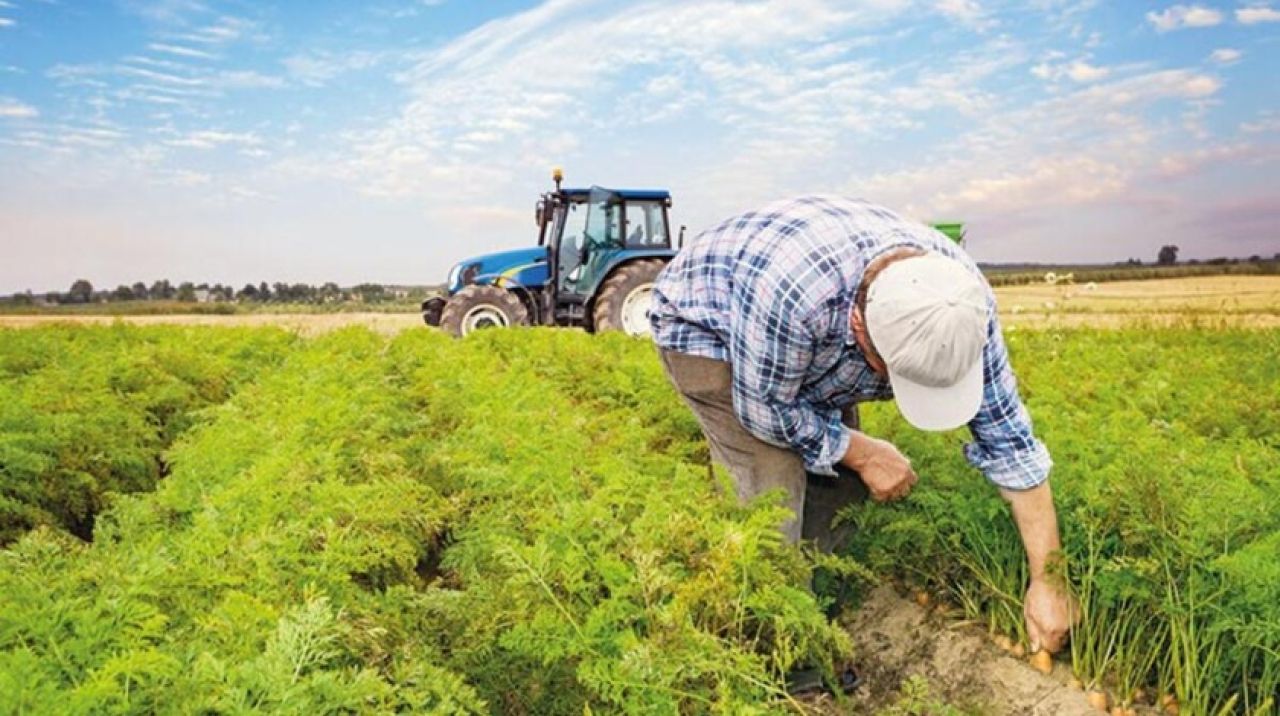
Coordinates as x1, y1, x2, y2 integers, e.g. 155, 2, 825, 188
0, 325, 296, 544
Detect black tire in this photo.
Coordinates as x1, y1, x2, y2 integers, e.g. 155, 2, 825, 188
421, 296, 446, 327
439, 285, 529, 337
592, 259, 666, 336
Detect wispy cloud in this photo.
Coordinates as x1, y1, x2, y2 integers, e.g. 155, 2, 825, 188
0, 17, 15, 27
163, 129, 261, 149
283, 51, 381, 87
175, 15, 257, 45
148, 42, 218, 60
1209, 47, 1242, 64
0, 97, 38, 118
1236, 4, 1280, 23
1146, 4, 1224, 31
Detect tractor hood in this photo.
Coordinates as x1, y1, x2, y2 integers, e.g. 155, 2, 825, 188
447, 246, 549, 294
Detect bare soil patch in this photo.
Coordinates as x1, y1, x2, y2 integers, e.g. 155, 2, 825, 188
811, 586, 1099, 715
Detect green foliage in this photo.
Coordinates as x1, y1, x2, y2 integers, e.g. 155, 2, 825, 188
875, 675, 977, 716
0, 325, 297, 544
2, 323, 1275, 714
0, 327, 851, 714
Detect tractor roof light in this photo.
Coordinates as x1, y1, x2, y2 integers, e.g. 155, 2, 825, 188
552, 167, 563, 190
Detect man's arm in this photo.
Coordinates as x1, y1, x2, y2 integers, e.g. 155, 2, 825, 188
1002, 481, 1074, 653
967, 309, 1075, 652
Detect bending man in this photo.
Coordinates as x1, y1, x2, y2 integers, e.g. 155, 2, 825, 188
650, 195, 1073, 653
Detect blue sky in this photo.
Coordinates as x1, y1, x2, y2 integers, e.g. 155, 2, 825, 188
1, 0, 1278, 294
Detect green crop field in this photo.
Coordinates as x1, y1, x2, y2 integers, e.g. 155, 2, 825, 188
0, 324, 1276, 714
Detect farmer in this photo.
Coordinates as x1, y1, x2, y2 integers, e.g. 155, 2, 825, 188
650, 195, 1075, 656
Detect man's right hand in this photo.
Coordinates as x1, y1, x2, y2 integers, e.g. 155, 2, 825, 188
842, 432, 918, 501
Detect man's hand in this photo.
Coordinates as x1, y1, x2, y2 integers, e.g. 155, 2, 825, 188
1024, 578, 1077, 653
842, 431, 917, 501
1001, 481, 1078, 653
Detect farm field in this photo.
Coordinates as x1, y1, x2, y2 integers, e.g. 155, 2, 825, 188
2, 276, 1278, 334
1, 321, 1276, 714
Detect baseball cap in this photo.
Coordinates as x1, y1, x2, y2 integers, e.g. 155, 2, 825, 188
864, 253, 989, 431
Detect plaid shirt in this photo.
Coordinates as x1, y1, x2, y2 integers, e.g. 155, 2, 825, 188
651, 196, 1051, 490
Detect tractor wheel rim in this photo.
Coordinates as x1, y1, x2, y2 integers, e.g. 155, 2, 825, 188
620, 283, 654, 336
462, 305, 509, 333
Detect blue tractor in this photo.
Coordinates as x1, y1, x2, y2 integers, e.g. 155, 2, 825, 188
423, 170, 681, 337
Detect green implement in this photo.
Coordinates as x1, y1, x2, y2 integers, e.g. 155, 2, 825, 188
931, 222, 966, 245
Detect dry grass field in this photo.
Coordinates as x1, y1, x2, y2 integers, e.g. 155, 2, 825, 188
1, 275, 1278, 333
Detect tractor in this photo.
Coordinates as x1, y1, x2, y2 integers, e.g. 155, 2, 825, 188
423, 170, 680, 337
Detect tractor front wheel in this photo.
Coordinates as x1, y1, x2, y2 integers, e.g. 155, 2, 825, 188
593, 259, 667, 337
440, 285, 529, 337
421, 296, 446, 326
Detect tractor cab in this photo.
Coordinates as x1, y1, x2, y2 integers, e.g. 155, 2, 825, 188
424, 170, 679, 337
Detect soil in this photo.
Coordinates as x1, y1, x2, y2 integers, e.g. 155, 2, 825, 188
808, 586, 1100, 715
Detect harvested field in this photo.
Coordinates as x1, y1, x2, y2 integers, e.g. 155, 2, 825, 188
4, 276, 1278, 333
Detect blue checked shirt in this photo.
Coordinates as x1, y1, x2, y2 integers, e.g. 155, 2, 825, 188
650, 196, 1051, 490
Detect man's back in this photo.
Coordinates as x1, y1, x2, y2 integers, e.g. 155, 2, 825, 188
650, 195, 982, 363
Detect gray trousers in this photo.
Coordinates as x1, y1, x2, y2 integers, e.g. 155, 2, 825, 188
659, 348, 867, 552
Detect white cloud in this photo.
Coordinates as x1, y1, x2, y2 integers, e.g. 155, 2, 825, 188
935, 0, 997, 30
1241, 111, 1280, 133
1146, 4, 1224, 31
1031, 58, 1110, 83
1236, 5, 1280, 23
148, 42, 217, 60
163, 129, 261, 149
283, 51, 381, 87
0, 17, 14, 27
1209, 47, 1242, 64
0, 97, 38, 118
1066, 60, 1109, 82
176, 15, 257, 45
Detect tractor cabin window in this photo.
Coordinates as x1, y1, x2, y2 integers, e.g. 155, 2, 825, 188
623, 201, 668, 248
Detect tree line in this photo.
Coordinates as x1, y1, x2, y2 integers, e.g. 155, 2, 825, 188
4, 280, 431, 306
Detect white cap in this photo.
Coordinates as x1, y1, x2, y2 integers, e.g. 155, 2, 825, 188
864, 253, 989, 431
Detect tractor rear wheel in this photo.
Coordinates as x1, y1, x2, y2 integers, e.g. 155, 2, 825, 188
440, 285, 529, 337
593, 259, 666, 337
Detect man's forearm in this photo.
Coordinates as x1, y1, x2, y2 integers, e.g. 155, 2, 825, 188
1000, 480, 1061, 581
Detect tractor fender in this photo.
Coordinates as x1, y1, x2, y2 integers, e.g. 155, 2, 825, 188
584, 251, 674, 329
466, 272, 542, 324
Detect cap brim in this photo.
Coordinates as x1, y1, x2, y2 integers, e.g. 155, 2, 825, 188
888, 356, 985, 432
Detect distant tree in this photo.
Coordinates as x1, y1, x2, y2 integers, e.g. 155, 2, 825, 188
1274, 252, 1280, 262
11, 291, 34, 306
258, 281, 271, 301
44, 291, 61, 304
1249, 255, 1262, 263
151, 280, 174, 300
239, 283, 260, 301
319, 282, 342, 303
1126, 258, 1142, 266
1158, 245, 1179, 266
112, 285, 135, 301
132, 282, 149, 300
68, 279, 94, 304
176, 282, 196, 302
272, 282, 291, 302
353, 283, 386, 303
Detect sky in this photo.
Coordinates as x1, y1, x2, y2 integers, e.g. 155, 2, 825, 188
0, 0, 1278, 294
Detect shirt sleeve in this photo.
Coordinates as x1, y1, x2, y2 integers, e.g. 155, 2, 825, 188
726, 266, 851, 476
964, 308, 1052, 490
